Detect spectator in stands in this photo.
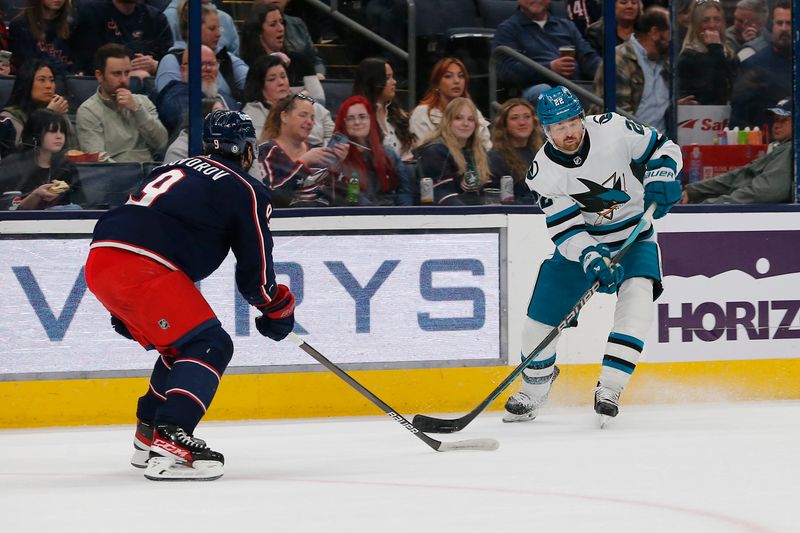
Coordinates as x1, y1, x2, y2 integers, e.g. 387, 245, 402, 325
8, 0, 78, 76
0, 59, 72, 149
239, 3, 324, 103
163, 97, 224, 163
410, 58, 491, 152
163, 0, 239, 55
592, 7, 683, 132
682, 97, 792, 204
729, 1, 792, 129
261, 0, 326, 80
330, 95, 412, 206
677, 0, 737, 106
258, 93, 348, 207
487, 98, 542, 204
155, 0, 248, 106
676, 0, 692, 45
493, 0, 600, 102
73, 0, 173, 81
565, 0, 601, 37
414, 97, 491, 206
155, 45, 232, 141
725, 0, 770, 62
585, 0, 641, 55
241, 55, 332, 148
0, 109, 77, 210
352, 57, 416, 160
76, 44, 168, 162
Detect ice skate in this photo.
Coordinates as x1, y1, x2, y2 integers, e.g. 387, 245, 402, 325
503, 366, 560, 423
144, 424, 224, 481
594, 383, 621, 429
131, 419, 153, 468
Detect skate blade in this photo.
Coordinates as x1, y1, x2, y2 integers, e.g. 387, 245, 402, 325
144, 456, 224, 481
598, 414, 612, 429
502, 411, 537, 423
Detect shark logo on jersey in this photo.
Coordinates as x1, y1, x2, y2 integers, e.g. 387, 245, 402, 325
571, 173, 630, 224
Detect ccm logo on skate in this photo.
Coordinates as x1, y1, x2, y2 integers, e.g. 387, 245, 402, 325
152, 438, 190, 459
387, 412, 419, 434
658, 300, 800, 342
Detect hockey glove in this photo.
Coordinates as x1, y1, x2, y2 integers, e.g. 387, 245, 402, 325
580, 244, 624, 294
110, 314, 135, 341
643, 179, 682, 219
255, 284, 296, 341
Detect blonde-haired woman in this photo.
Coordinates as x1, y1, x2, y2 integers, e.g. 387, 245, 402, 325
678, 0, 738, 105
415, 97, 490, 205
488, 98, 543, 204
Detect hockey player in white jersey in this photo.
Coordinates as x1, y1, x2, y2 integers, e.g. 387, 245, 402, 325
504, 86, 682, 426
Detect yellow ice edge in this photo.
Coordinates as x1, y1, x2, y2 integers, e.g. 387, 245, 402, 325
1, 358, 798, 428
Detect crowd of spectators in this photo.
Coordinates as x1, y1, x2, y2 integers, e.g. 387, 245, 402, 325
0, 0, 794, 210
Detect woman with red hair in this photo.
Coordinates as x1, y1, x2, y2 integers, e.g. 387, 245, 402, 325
409, 57, 491, 151
332, 95, 412, 206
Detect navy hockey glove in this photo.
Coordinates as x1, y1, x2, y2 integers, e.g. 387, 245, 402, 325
255, 284, 296, 341
643, 179, 682, 219
110, 314, 135, 341
581, 244, 624, 294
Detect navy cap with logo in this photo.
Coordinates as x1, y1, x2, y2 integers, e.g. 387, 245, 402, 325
767, 98, 792, 117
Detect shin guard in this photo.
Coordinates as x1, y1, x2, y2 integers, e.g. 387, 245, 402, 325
155, 326, 234, 434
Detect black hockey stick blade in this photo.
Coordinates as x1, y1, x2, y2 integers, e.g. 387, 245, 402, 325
285, 333, 499, 452
413, 204, 657, 434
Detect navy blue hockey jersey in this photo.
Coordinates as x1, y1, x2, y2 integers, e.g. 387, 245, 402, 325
91, 155, 278, 307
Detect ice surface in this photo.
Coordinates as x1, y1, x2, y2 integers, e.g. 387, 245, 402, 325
1, 401, 796, 532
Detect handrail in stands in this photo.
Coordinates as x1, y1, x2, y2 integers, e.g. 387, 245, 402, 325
302, 0, 416, 110
489, 45, 648, 126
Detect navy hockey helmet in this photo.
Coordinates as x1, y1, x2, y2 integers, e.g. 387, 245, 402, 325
536, 86, 584, 127
202, 110, 257, 159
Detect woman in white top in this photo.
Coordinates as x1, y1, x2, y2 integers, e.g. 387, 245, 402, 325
352, 57, 416, 160
409, 57, 491, 151
241, 55, 333, 148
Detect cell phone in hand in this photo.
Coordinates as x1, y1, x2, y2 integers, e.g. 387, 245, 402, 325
327, 131, 349, 148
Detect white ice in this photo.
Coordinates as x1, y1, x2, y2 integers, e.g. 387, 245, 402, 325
1, 401, 796, 533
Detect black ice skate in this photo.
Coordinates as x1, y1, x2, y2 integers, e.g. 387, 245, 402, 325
594, 383, 621, 429
131, 419, 153, 468
144, 424, 224, 481
503, 366, 560, 423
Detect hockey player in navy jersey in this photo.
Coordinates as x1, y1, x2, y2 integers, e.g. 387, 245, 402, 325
504, 86, 682, 426
85, 110, 296, 481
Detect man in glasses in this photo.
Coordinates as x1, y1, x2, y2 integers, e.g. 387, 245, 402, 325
155, 45, 235, 140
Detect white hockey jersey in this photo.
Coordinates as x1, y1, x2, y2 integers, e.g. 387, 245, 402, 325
525, 112, 682, 262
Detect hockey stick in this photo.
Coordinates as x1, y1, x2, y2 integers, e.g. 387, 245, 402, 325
412, 203, 657, 433
285, 332, 499, 452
